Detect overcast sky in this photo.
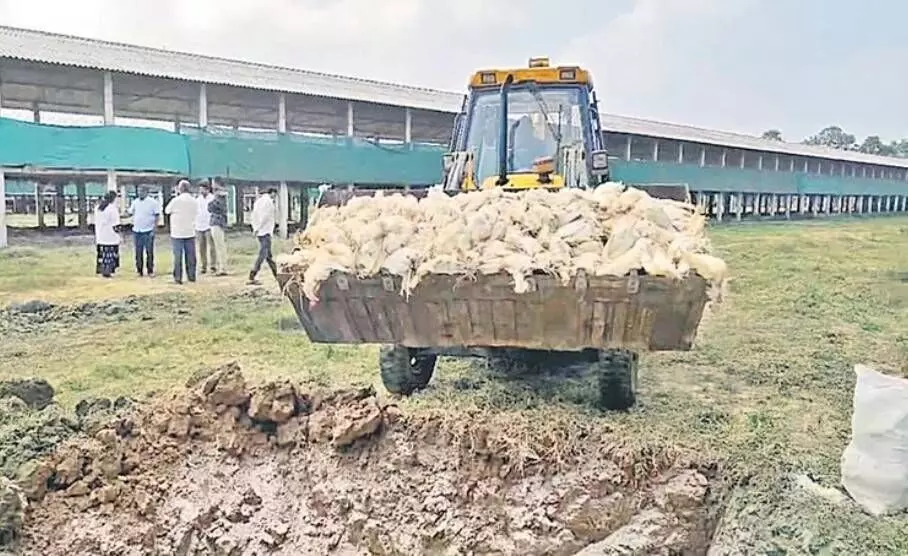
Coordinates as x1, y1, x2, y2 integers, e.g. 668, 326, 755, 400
1, 0, 905, 142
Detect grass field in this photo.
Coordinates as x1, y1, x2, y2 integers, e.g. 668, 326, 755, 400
2, 218, 908, 553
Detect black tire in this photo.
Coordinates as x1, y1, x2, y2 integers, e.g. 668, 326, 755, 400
379, 345, 437, 395
597, 349, 639, 411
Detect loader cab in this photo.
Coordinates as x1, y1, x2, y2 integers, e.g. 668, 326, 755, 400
445, 57, 610, 191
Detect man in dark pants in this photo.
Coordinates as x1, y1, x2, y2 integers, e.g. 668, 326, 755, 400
126, 187, 160, 277
248, 187, 278, 285
164, 179, 199, 284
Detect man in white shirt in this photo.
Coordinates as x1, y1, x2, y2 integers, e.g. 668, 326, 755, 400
164, 179, 199, 284
195, 181, 218, 275
127, 187, 161, 277
247, 187, 278, 285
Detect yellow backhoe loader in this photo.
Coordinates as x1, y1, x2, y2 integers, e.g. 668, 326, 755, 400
285, 59, 705, 410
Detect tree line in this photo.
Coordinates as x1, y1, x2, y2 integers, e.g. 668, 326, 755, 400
760, 127, 908, 159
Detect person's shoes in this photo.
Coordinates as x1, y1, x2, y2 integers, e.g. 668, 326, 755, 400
201, 269, 207, 275
174, 280, 183, 285
137, 272, 144, 277
210, 267, 217, 274
148, 272, 155, 278
216, 272, 228, 277
247, 279, 262, 286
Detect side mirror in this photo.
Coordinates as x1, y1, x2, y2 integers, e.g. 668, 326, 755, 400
590, 149, 609, 176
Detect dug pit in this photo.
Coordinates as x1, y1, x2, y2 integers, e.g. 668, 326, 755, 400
13, 363, 721, 555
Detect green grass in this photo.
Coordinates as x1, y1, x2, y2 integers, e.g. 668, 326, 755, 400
2, 217, 908, 552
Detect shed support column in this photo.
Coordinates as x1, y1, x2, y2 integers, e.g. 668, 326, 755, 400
35, 184, 45, 229
0, 170, 6, 249
770, 194, 777, 217
103, 71, 118, 194
625, 136, 632, 161
886, 196, 892, 212
715, 193, 724, 222
299, 187, 309, 229
278, 181, 289, 240
785, 194, 791, 219
699, 146, 706, 167
55, 182, 66, 228
234, 184, 245, 226
652, 139, 659, 161
76, 180, 88, 230
277, 93, 287, 134
199, 84, 208, 129
404, 108, 412, 144
736, 193, 743, 221
346, 102, 354, 137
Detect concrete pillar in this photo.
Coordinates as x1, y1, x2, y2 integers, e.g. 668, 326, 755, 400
736, 193, 743, 221
886, 196, 892, 212
103, 71, 114, 124
35, 183, 45, 228
404, 108, 412, 144
234, 183, 245, 226
715, 193, 724, 222
278, 181, 289, 240
76, 180, 88, 230
785, 194, 791, 219
277, 93, 287, 134
346, 101, 354, 137
299, 187, 310, 229
102, 71, 117, 193
199, 84, 208, 129
0, 170, 6, 248
55, 182, 66, 228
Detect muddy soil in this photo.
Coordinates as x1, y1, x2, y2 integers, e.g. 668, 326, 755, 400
1, 288, 283, 340
8, 363, 719, 555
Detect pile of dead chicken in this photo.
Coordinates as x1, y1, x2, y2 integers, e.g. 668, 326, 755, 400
278, 183, 727, 300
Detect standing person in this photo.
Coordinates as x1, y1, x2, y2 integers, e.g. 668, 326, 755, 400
195, 181, 217, 274
247, 187, 278, 285
208, 183, 229, 276
165, 179, 199, 284
94, 190, 121, 278
127, 186, 160, 277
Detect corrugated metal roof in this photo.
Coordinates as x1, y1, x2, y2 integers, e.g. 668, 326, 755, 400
0, 25, 464, 112
601, 114, 908, 169
1, 25, 906, 170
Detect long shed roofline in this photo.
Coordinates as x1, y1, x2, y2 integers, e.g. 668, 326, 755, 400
1, 24, 907, 170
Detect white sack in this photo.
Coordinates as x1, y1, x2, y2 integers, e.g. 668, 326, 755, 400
841, 364, 908, 516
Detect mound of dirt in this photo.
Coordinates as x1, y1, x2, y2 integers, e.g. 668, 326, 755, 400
0, 378, 55, 410
18, 363, 719, 555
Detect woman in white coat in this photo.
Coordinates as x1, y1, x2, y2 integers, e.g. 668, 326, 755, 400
94, 190, 121, 278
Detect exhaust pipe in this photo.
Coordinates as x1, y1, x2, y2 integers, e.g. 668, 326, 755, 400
495, 74, 514, 186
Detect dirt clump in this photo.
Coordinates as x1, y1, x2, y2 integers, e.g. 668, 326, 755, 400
0, 378, 54, 410
0, 477, 26, 550
18, 362, 719, 555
